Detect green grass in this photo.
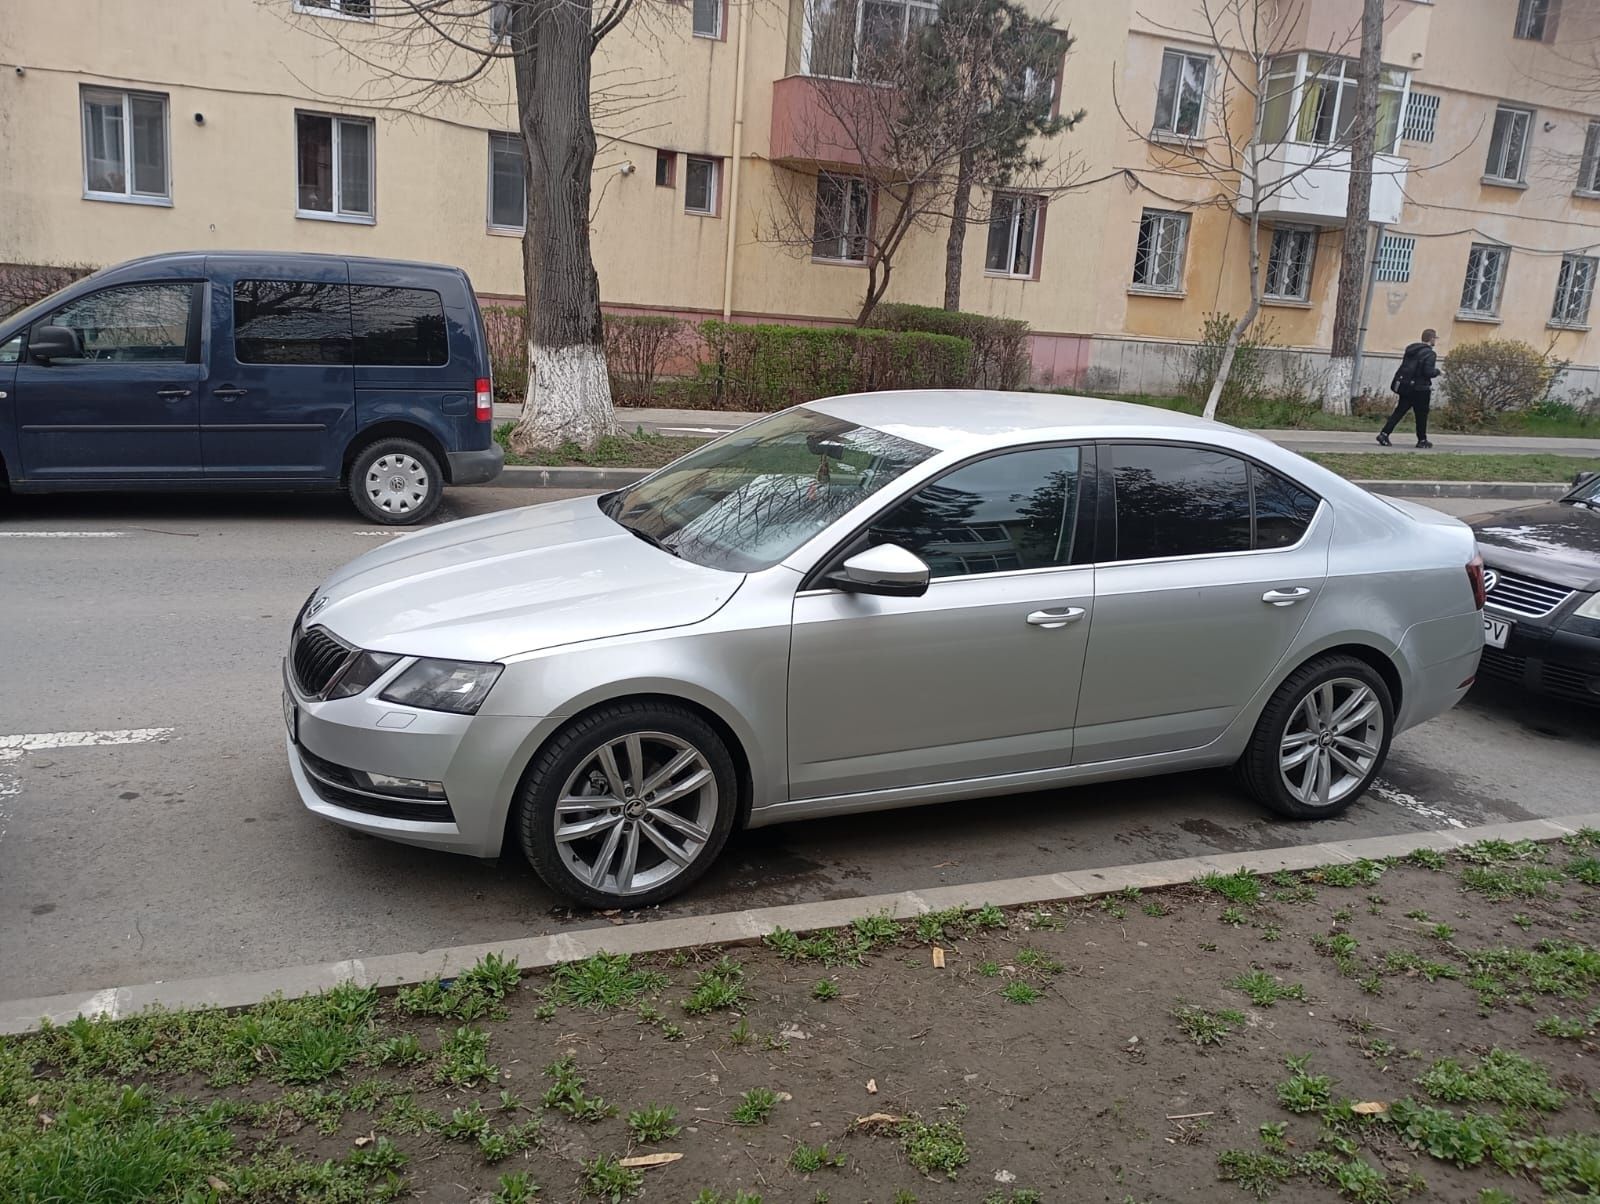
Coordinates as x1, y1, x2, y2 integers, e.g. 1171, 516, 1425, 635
1418, 1049, 1567, 1111
1276, 1054, 1334, 1114
433, 1025, 495, 1087
1002, 981, 1041, 1005
811, 978, 840, 1001
547, 952, 668, 1011
495, 423, 704, 468
1307, 451, 1598, 482
494, 1170, 540, 1203
1173, 1004, 1248, 1046
1198, 869, 1264, 905
1229, 969, 1308, 1007
899, 1115, 970, 1179
790, 1141, 846, 1172
626, 1104, 681, 1143
540, 1055, 615, 1122
682, 957, 746, 1015
397, 953, 520, 1022
1015, 948, 1064, 975
1460, 864, 1566, 902
730, 1087, 780, 1125
581, 1153, 643, 1201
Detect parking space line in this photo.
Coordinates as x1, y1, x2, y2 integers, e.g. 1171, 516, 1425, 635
0, 728, 176, 753
1371, 779, 1468, 829
0, 531, 127, 539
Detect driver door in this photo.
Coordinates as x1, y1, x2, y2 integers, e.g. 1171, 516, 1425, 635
786, 445, 1096, 800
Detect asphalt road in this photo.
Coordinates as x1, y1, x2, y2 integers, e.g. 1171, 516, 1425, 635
0, 484, 1594, 1003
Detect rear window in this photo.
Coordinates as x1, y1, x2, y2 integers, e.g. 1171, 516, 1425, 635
1109, 443, 1252, 560
350, 286, 448, 366
233, 280, 351, 364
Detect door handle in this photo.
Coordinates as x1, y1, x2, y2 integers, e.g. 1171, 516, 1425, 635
1026, 607, 1086, 629
213, 386, 249, 400
156, 388, 192, 400
1262, 587, 1312, 606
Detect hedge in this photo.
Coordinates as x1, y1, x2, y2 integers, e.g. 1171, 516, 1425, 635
699, 321, 973, 411
871, 302, 1030, 390
481, 304, 527, 401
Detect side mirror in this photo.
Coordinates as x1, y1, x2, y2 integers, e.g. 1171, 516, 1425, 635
1572, 470, 1597, 490
29, 325, 81, 364
830, 543, 930, 598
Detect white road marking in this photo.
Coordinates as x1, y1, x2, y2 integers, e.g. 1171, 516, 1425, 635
1372, 779, 1468, 829
657, 425, 737, 435
0, 531, 126, 539
0, 729, 175, 849
352, 530, 406, 537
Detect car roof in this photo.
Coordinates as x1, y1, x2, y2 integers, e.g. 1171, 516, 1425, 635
803, 389, 1237, 453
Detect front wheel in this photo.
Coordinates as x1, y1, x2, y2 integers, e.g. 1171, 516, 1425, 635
348, 437, 443, 525
1237, 655, 1394, 820
516, 702, 739, 908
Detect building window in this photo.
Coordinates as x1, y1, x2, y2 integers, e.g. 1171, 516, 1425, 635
1460, 244, 1509, 317
985, 193, 1041, 278
1484, 105, 1533, 184
1514, 0, 1555, 41
685, 155, 720, 216
1402, 90, 1439, 144
1374, 233, 1415, 283
296, 112, 375, 221
1258, 53, 1408, 154
489, 0, 512, 41
1264, 226, 1315, 301
487, 132, 525, 231
812, 172, 871, 262
1153, 50, 1209, 138
81, 87, 170, 203
1579, 121, 1600, 195
294, 0, 373, 17
1552, 255, 1596, 328
802, 0, 938, 82
655, 150, 676, 188
1131, 209, 1189, 293
693, 0, 722, 38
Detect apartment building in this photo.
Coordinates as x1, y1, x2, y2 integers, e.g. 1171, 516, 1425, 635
3, 0, 1599, 395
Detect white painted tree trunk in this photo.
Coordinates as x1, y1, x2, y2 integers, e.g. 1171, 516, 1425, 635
1322, 356, 1355, 415
515, 344, 620, 449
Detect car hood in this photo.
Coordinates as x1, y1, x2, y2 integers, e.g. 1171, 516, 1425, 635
1470, 502, 1600, 591
308, 496, 743, 661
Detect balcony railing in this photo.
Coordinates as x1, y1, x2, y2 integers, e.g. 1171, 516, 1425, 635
1236, 143, 1407, 227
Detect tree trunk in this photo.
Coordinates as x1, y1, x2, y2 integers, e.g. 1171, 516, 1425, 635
508, 0, 619, 453
1324, 0, 1384, 415
943, 150, 975, 311
1204, 207, 1264, 422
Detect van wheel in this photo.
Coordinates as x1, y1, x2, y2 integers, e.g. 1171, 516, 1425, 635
348, 438, 443, 525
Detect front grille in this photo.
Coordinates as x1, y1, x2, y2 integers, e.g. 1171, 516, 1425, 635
298, 746, 456, 822
292, 626, 355, 698
1476, 646, 1527, 684
1484, 567, 1576, 619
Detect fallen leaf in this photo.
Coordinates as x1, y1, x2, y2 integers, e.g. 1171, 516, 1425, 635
856, 1112, 902, 1127
618, 1152, 682, 1169
600, 909, 621, 917
932, 946, 946, 969
1351, 1101, 1388, 1115
775, 1091, 793, 1102
866, 1078, 878, 1094
207, 1176, 231, 1194
353, 1133, 374, 1147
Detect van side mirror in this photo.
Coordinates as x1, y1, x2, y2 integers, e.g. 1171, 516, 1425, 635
1573, 470, 1597, 490
29, 326, 81, 364
828, 544, 931, 598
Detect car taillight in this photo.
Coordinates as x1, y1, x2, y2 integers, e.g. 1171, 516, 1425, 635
475, 378, 493, 422
1466, 552, 1487, 610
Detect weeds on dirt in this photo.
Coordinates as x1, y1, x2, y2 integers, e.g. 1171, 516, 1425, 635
683, 958, 746, 1015
1312, 860, 1386, 888
1459, 838, 1545, 865
397, 953, 520, 1022
1173, 1005, 1248, 1046
899, 1115, 970, 1178
433, 1025, 495, 1087
547, 952, 667, 1011
1217, 1149, 1295, 1199
691, 1192, 763, 1204
541, 1055, 616, 1122
1220, 906, 1248, 926
582, 1153, 642, 1201
1535, 1009, 1599, 1038
1199, 870, 1263, 905
493, 1170, 539, 1203
1406, 848, 1447, 870
1417, 1048, 1567, 1111
790, 1141, 846, 1172
1461, 940, 1600, 1008
1016, 948, 1064, 975
1566, 856, 1600, 885
812, 979, 840, 1001
1460, 864, 1565, 901
627, 1104, 681, 1143
1383, 951, 1460, 982
730, 1087, 779, 1125
1002, 982, 1041, 1005
370, 1033, 425, 1068
1230, 970, 1308, 1007
1276, 1054, 1334, 1113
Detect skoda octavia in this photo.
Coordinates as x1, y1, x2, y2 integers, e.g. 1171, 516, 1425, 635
283, 393, 1486, 907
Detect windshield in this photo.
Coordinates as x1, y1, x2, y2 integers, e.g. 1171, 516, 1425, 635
1565, 471, 1600, 507
600, 408, 934, 572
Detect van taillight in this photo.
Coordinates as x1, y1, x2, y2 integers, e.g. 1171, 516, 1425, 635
1466, 552, 1487, 610
475, 378, 493, 422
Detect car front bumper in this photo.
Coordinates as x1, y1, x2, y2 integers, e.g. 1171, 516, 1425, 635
1477, 612, 1600, 705
447, 444, 505, 486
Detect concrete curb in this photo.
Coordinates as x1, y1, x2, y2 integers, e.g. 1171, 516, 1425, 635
4, 810, 1596, 1036
491, 464, 1562, 499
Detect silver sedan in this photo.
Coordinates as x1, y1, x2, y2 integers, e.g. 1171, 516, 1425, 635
283, 393, 1486, 907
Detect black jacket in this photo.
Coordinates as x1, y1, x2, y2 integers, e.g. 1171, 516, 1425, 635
1392, 342, 1440, 395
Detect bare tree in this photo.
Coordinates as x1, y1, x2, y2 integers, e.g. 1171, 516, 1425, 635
0, 263, 92, 320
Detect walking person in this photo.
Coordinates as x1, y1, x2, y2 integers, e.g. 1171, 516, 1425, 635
1377, 329, 1441, 448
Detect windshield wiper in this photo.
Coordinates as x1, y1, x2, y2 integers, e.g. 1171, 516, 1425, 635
625, 525, 680, 558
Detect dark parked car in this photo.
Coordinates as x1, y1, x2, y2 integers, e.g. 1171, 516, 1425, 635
1472, 470, 1600, 704
0, 251, 502, 524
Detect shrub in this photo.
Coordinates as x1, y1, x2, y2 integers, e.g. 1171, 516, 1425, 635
603, 314, 690, 405
872, 302, 1030, 389
480, 304, 527, 401
1182, 312, 1276, 408
1441, 338, 1564, 428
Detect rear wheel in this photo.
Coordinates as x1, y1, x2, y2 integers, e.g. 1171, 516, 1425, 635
1237, 655, 1393, 820
516, 701, 738, 909
348, 437, 443, 525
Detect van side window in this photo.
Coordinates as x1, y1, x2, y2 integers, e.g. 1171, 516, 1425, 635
233, 280, 352, 364
0, 333, 22, 364
350, 286, 448, 366
43, 283, 196, 364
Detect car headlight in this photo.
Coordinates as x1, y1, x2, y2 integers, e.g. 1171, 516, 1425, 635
327, 651, 401, 700
1575, 592, 1600, 620
379, 658, 503, 715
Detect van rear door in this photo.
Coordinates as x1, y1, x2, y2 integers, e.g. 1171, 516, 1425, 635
202, 257, 355, 480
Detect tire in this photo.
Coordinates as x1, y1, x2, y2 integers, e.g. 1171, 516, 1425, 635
1236, 654, 1394, 820
347, 437, 443, 525
516, 701, 739, 909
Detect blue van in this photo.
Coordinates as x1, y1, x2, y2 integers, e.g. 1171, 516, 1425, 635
0, 251, 503, 524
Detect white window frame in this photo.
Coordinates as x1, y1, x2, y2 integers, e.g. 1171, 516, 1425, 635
1130, 209, 1189, 294
1551, 254, 1596, 329
1459, 243, 1509, 318
799, 0, 939, 82
1484, 104, 1534, 186
984, 192, 1042, 279
1374, 233, 1415, 283
1257, 52, 1411, 155
293, 0, 373, 20
1153, 49, 1211, 140
1263, 225, 1315, 301
1514, 0, 1554, 41
295, 111, 376, 224
1578, 121, 1600, 197
812, 172, 871, 263
486, 131, 525, 233
692, 0, 723, 39
81, 87, 171, 205
684, 155, 720, 216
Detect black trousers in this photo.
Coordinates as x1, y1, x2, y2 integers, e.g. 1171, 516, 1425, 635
1382, 388, 1431, 441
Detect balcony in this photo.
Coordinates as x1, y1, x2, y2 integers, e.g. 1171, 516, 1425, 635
1236, 142, 1407, 227
769, 75, 889, 170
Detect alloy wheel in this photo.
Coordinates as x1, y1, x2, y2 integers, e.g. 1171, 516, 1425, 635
1277, 677, 1384, 809
365, 453, 431, 514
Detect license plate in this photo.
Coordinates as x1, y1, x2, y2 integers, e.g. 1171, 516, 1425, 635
283, 689, 299, 744
1484, 615, 1511, 649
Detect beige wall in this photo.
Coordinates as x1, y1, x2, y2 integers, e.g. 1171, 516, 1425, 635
3, 0, 1599, 376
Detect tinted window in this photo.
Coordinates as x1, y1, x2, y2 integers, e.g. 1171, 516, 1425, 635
868, 447, 1082, 578
233, 280, 351, 364
1253, 464, 1320, 548
0, 333, 24, 364
43, 283, 196, 364
1110, 444, 1250, 560
351, 286, 448, 366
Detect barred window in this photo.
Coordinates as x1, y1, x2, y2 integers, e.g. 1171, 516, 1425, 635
1552, 255, 1596, 328
1460, 244, 1508, 316
1374, 233, 1415, 284
1131, 209, 1189, 293
1402, 91, 1439, 144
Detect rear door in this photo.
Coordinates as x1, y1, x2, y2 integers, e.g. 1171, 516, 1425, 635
1072, 443, 1330, 764
201, 258, 354, 479
12, 281, 203, 480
